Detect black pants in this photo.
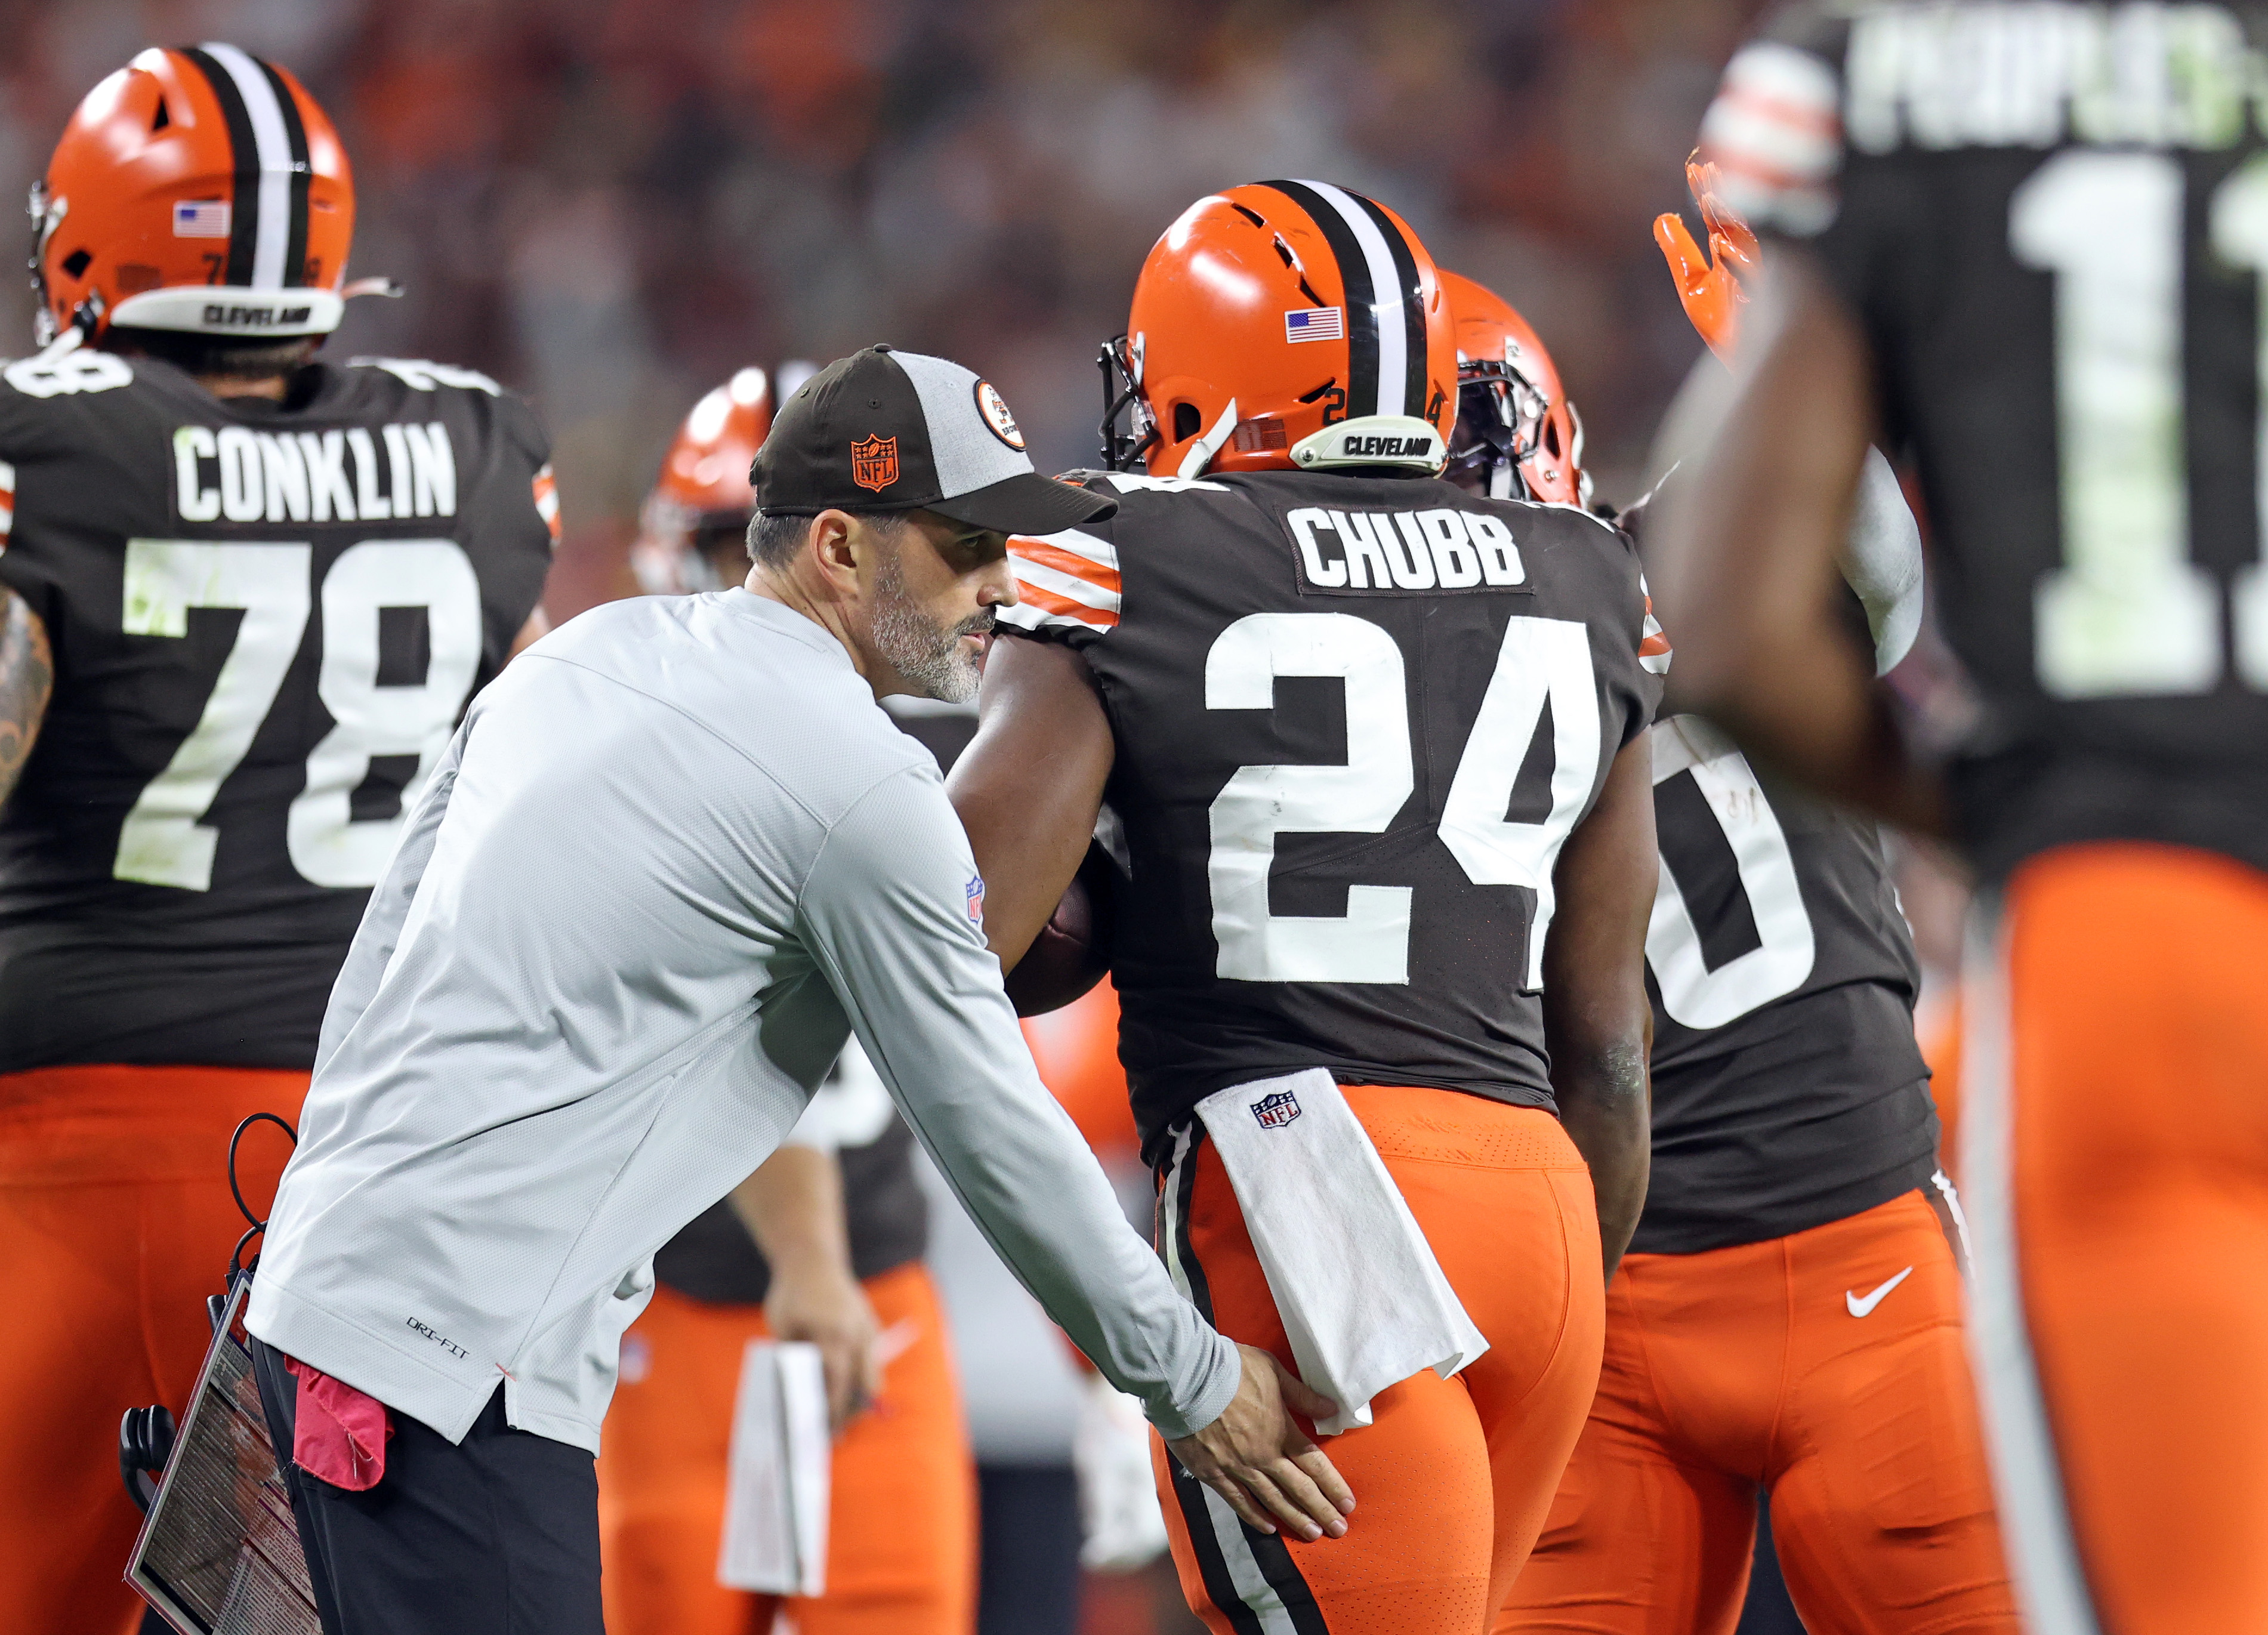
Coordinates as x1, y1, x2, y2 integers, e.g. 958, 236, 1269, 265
249, 1337, 602, 1634
976, 1464, 1082, 1635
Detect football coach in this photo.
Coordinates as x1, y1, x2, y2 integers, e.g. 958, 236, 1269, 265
243, 347, 1351, 1633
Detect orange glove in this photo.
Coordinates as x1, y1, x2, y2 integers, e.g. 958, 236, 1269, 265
1653, 152, 1760, 363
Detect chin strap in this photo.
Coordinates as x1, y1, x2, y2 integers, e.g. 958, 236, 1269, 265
32, 313, 89, 362
1178, 398, 1239, 480
341, 276, 403, 301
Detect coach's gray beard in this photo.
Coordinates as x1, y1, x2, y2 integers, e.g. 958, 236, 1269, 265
870, 548, 988, 704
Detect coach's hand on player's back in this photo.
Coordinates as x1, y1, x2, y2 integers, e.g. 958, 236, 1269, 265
1167, 1343, 1354, 1541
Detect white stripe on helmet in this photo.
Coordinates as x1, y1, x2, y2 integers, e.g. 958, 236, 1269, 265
200, 44, 295, 291
1295, 180, 1408, 419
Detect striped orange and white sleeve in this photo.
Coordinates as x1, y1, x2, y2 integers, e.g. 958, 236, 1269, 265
531, 462, 561, 547
1698, 37, 1844, 237
999, 527, 1120, 636
1638, 572, 1672, 677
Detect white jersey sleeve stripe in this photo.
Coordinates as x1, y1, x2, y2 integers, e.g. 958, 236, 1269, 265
1017, 527, 1119, 573
1011, 554, 1122, 616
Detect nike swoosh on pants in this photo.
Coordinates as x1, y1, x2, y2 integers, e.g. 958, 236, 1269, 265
1845, 1266, 1914, 1318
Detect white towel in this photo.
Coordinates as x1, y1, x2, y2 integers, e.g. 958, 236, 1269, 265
1838, 446, 1926, 676
717, 1340, 832, 1596
1193, 1070, 1487, 1436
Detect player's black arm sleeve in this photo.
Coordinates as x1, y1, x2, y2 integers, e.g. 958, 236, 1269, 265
1646, 251, 1945, 836
1541, 732, 1655, 1286
0, 587, 53, 808
948, 635, 1116, 970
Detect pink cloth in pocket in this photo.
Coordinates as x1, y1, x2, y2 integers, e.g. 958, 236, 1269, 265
286, 1356, 393, 1491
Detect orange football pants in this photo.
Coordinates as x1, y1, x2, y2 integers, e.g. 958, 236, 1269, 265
0, 1063, 307, 1635
598, 1261, 977, 1635
1961, 843, 2268, 1635
1154, 1084, 1605, 1634
1496, 1188, 2017, 1634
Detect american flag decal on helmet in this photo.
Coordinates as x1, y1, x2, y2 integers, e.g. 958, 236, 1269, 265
172, 200, 231, 239
1285, 307, 1343, 344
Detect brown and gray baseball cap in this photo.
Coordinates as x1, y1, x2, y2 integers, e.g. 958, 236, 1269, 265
749, 345, 1117, 535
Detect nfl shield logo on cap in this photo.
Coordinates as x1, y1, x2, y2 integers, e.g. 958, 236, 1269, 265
851, 434, 899, 492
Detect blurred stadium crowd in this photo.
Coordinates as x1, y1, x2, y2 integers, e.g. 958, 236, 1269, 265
0, 0, 1769, 615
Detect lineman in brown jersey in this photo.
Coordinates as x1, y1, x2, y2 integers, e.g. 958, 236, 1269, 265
1660, 7, 2268, 1633
1441, 266, 2017, 1635
0, 50, 553, 1631
948, 180, 1661, 1634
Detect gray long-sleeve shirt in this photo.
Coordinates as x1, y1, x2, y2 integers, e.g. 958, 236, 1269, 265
245, 589, 1238, 1454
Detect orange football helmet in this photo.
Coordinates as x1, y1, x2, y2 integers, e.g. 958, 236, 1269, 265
1439, 268, 1590, 507
1102, 181, 1457, 479
30, 45, 357, 346
632, 367, 774, 594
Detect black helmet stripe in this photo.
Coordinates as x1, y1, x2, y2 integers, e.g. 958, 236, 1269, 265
1349, 192, 1430, 421
1257, 179, 1380, 420
179, 47, 263, 288
181, 44, 306, 290
255, 57, 313, 285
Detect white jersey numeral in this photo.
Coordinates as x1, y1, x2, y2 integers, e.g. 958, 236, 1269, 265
116, 542, 313, 890
1205, 611, 1599, 987
1439, 617, 1600, 988
288, 541, 483, 887
1643, 715, 1815, 1030
115, 537, 485, 892
2209, 153, 2268, 689
2011, 148, 2268, 696
1207, 613, 1415, 983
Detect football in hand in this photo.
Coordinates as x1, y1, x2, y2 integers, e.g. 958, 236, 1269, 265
1003, 847, 1115, 1017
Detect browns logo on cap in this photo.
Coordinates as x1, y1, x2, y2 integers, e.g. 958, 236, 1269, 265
974, 380, 1025, 451
749, 345, 1115, 536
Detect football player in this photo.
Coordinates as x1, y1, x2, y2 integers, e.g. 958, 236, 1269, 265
598, 372, 977, 1635
948, 180, 1663, 1633
1655, 8, 2268, 1633
0, 48, 554, 1631
1441, 268, 2018, 1634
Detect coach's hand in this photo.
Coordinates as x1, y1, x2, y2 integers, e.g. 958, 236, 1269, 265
1166, 1344, 1354, 1541
764, 1254, 882, 1433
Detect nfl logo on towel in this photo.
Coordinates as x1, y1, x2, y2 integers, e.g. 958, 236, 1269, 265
965, 875, 985, 924
172, 200, 231, 239
1251, 1090, 1302, 1130
1283, 308, 1344, 344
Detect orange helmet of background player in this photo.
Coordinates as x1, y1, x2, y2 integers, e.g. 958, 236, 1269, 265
632, 367, 774, 594
1439, 268, 1590, 508
32, 45, 356, 346
1106, 180, 1457, 479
